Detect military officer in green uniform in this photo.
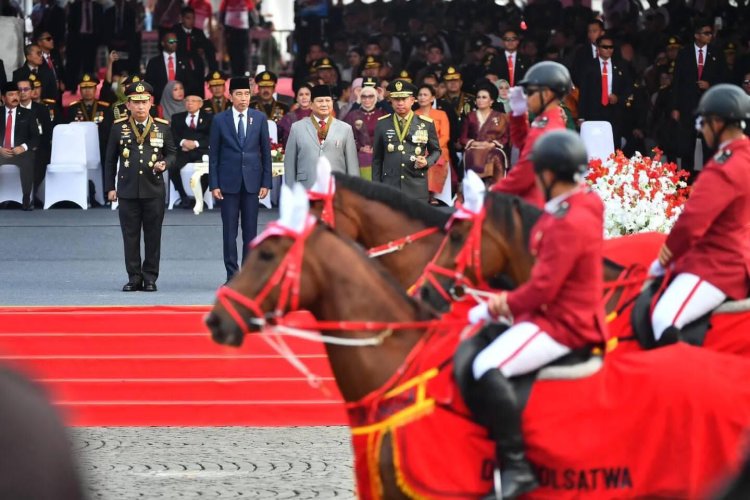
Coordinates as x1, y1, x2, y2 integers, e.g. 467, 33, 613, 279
65, 73, 110, 124
372, 79, 441, 203
203, 71, 231, 115
250, 70, 290, 123
104, 82, 176, 293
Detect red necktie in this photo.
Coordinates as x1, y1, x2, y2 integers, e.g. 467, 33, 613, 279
46, 55, 53, 70
601, 61, 609, 107
4, 110, 13, 149
186, 32, 191, 52
507, 54, 514, 87
697, 48, 704, 80
167, 55, 175, 81
189, 114, 196, 129
318, 119, 326, 143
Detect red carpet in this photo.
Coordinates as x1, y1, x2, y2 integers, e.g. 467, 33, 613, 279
0, 306, 346, 426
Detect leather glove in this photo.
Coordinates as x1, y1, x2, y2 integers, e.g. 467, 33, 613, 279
509, 86, 528, 117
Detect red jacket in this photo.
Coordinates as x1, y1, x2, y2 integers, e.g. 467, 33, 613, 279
665, 136, 750, 299
506, 189, 608, 348
490, 107, 566, 208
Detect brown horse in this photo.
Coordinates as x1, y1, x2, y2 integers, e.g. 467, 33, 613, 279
206, 214, 495, 499
416, 192, 640, 321
308, 172, 452, 290
206, 194, 750, 499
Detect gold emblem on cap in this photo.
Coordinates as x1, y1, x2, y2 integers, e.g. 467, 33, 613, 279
132, 76, 140, 82
136, 83, 145, 93
262, 73, 270, 80
83, 74, 90, 81
395, 81, 403, 91
213, 72, 220, 79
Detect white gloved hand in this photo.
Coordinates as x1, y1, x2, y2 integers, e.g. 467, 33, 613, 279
509, 86, 528, 117
649, 259, 666, 278
468, 302, 493, 325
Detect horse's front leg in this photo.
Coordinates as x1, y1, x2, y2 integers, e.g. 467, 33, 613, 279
379, 431, 411, 500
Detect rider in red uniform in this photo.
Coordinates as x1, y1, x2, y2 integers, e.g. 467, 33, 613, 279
650, 84, 750, 345
462, 130, 608, 499
490, 61, 570, 208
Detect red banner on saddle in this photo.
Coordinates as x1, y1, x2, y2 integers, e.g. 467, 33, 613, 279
345, 321, 495, 499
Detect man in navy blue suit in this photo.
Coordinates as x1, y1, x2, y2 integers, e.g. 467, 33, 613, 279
209, 77, 272, 282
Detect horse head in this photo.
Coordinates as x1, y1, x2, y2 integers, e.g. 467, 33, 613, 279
418, 172, 540, 312
206, 184, 325, 347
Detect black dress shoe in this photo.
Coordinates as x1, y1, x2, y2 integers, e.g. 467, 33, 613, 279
143, 281, 157, 292
122, 281, 141, 292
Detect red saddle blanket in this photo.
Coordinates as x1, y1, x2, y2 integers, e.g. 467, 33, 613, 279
346, 322, 750, 499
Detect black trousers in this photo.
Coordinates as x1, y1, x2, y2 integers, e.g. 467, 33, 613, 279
225, 27, 249, 77
118, 197, 165, 283
0, 152, 35, 203
221, 181, 259, 281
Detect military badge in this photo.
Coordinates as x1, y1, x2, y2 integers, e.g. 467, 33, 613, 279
532, 117, 549, 129
354, 119, 363, 130
387, 143, 394, 152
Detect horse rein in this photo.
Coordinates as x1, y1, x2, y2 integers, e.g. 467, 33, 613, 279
414, 204, 492, 303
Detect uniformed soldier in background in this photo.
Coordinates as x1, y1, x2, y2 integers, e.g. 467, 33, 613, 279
250, 70, 289, 123
29, 74, 58, 125
372, 79, 441, 202
104, 82, 176, 293
203, 71, 231, 115
65, 73, 109, 124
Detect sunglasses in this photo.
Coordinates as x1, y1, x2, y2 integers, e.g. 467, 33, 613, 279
38, 36, 52, 41
698, 31, 713, 36
743, 80, 750, 84
599, 45, 615, 49
503, 37, 519, 42
360, 94, 377, 98
166, 39, 177, 43
17, 87, 31, 91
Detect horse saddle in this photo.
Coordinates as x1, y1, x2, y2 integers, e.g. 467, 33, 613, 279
630, 278, 714, 349
454, 324, 603, 416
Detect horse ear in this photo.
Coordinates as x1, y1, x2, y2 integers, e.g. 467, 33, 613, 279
279, 183, 311, 232
311, 156, 334, 194
462, 171, 486, 214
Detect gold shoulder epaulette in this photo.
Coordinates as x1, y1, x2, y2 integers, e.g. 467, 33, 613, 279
114, 117, 128, 124
42, 98, 55, 105
154, 117, 170, 124
378, 114, 392, 121
464, 92, 476, 98
69, 100, 80, 106
417, 114, 433, 123
98, 101, 110, 107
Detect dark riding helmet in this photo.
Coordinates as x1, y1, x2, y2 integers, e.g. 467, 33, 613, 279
696, 84, 750, 123
532, 130, 589, 181
517, 61, 572, 97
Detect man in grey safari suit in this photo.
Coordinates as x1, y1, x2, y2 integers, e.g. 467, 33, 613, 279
284, 85, 359, 188
372, 79, 441, 202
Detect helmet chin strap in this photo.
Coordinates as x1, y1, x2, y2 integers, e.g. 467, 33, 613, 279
705, 118, 727, 155
536, 173, 557, 202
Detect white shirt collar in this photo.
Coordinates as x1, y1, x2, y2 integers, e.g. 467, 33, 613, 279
232, 107, 247, 118
544, 185, 583, 214
163, 51, 175, 62
591, 44, 598, 57
20, 102, 32, 109
599, 57, 611, 65
505, 50, 516, 59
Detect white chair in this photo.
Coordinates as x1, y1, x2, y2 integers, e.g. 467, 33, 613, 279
263, 121, 280, 208
0, 164, 23, 204
44, 124, 88, 209
69, 122, 104, 205
168, 163, 213, 210
580, 121, 615, 161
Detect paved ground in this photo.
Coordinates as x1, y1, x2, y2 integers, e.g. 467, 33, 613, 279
72, 427, 355, 499
2, 207, 357, 498
0, 206, 278, 306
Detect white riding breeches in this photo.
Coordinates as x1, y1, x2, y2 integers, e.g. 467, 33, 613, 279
651, 273, 726, 341
472, 321, 572, 380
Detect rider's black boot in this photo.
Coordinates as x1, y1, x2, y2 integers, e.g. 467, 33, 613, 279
476, 368, 538, 499
655, 325, 681, 347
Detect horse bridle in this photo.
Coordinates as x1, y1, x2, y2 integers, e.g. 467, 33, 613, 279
215, 219, 315, 336
416, 204, 492, 303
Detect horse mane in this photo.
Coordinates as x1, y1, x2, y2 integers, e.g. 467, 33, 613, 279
485, 192, 542, 247
319, 223, 437, 321
332, 172, 453, 229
